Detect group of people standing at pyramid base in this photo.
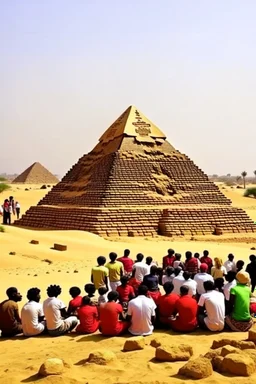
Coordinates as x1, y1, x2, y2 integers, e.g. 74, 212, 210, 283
1, 248, 256, 338
1, 196, 21, 224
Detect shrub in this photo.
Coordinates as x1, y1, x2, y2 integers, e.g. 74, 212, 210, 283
0, 225, 5, 233
244, 188, 256, 198
0, 183, 10, 193
0, 177, 7, 181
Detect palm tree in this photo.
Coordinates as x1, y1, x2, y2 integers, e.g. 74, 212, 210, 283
241, 171, 247, 189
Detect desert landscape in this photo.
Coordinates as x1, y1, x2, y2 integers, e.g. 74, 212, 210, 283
1, 183, 256, 384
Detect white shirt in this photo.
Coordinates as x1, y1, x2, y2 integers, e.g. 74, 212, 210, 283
21, 301, 45, 336
162, 274, 174, 285
194, 273, 214, 295
198, 290, 225, 331
223, 280, 237, 301
133, 262, 149, 282
173, 260, 182, 269
172, 274, 185, 295
224, 260, 236, 273
127, 295, 156, 336
43, 297, 66, 330
182, 278, 197, 296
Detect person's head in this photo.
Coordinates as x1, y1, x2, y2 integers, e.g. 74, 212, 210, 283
236, 260, 244, 271
84, 284, 96, 296
81, 296, 91, 306
6, 287, 22, 302
165, 266, 174, 276
174, 267, 182, 276
183, 271, 191, 281
194, 252, 200, 259
249, 255, 256, 263
69, 286, 81, 298
200, 263, 208, 273
98, 287, 108, 296
163, 282, 174, 294
47, 285, 61, 298
236, 271, 250, 285
228, 254, 234, 262
109, 252, 117, 262
203, 250, 209, 257
214, 257, 223, 269
9, 196, 13, 202
27, 288, 41, 302
124, 249, 130, 257
136, 253, 144, 262
146, 256, 153, 265
107, 291, 119, 302
120, 276, 129, 286
138, 284, 148, 296
214, 278, 224, 290
97, 256, 106, 266
203, 280, 215, 292
167, 249, 175, 257
180, 285, 189, 296
156, 267, 163, 276
4, 199, 8, 204
150, 265, 158, 275
175, 253, 181, 261
185, 251, 192, 260
226, 271, 236, 283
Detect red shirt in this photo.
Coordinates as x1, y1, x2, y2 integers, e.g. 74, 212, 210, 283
116, 285, 135, 303
162, 255, 175, 269
185, 258, 199, 274
77, 305, 99, 334
99, 302, 123, 335
117, 257, 134, 273
172, 295, 198, 331
200, 256, 213, 272
128, 277, 140, 295
148, 291, 161, 304
157, 293, 179, 322
68, 296, 82, 313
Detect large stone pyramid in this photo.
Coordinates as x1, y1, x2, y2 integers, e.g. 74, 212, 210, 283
16, 106, 255, 236
12, 162, 59, 184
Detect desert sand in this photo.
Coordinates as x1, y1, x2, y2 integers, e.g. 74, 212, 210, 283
1, 183, 256, 384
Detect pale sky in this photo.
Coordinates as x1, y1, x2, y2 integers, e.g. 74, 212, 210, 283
1, 0, 256, 177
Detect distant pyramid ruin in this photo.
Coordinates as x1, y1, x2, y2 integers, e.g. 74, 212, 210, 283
12, 162, 59, 184
16, 106, 255, 236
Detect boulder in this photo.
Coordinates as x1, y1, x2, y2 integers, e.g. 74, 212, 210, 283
155, 344, 193, 362
38, 358, 64, 376
204, 348, 222, 360
211, 339, 255, 350
123, 336, 145, 351
150, 337, 163, 348
243, 349, 256, 363
87, 350, 116, 365
178, 357, 213, 379
212, 356, 224, 371
221, 345, 241, 357
221, 353, 255, 376
248, 326, 256, 342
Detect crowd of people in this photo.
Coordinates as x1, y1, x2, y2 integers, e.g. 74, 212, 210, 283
0, 249, 256, 338
1, 195, 21, 224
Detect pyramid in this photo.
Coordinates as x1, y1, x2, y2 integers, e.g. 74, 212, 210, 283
15, 106, 255, 236
12, 162, 59, 184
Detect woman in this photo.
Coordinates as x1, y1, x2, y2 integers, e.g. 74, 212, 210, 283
211, 258, 227, 280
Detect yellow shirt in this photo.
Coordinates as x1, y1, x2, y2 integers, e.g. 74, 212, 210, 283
91, 266, 109, 289
105, 261, 123, 282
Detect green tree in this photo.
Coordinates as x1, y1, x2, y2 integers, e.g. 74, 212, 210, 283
0, 183, 10, 194
241, 171, 247, 189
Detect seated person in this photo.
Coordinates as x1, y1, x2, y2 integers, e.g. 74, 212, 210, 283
84, 283, 97, 305
43, 285, 78, 336
171, 286, 198, 332
157, 282, 179, 326
143, 265, 161, 303
162, 267, 175, 285
181, 271, 197, 297
67, 286, 82, 315
0, 287, 23, 337
21, 288, 45, 337
128, 275, 141, 296
225, 271, 253, 332
214, 278, 225, 294
98, 287, 108, 306
116, 276, 135, 305
99, 291, 129, 336
76, 297, 99, 334
223, 271, 237, 302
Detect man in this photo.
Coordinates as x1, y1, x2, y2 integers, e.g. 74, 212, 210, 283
117, 249, 134, 275
194, 263, 214, 296
105, 252, 124, 291
0, 287, 22, 337
223, 271, 237, 301
181, 272, 197, 297
143, 265, 161, 303
246, 254, 256, 293
224, 254, 236, 273
200, 250, 213, 273
157, 282, 179, 326
162, 249, 175, 270
127, 285, 156, 336
184, 251, 199, 276
99, 291, 129, 336
132, 253, 148, 282
21, 287, 46, 337
43, 285, 78, 336
91, 256, 109, 291
198, 281, 225, 332
172, 268, 185, 294
171, 286, 198, 332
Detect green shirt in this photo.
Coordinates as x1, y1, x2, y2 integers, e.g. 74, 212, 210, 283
230, 284, 251, 321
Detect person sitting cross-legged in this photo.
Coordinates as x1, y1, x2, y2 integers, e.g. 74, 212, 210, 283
116, 276, 135, 306
0, 287, 23, 337
181, 271, 197, 297
67, 286, 82, 315
99, 291, 129, 336
194, 263, 214, 297
21, 288, 46, 337
157, 282, 179, 327
143, 265, 161, 303
76, 296, 99, 334
171, 286, 198, 332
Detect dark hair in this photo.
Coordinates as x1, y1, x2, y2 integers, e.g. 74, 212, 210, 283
69, 286, 81, 298
6, 287, 18, 298
228, 253, 234, 261
180, 285, 189, 295
98, 287, 108, 295
174, 267, 182, 276
194, 253, 200, 259
214, 278, 224, 290
47, 285, 61, 297
84, 284, 96, 295
168, 249, 175, 256
183, 271, 191, 281
165, 266, 174, 276
138, 284, 148, 296
150, 265, 158, 275
203, 280, 214, 291
136, 253, 144, 262
226, 271, 236, 283
109, 252, 117, 261
124, 249, 130, 257
203, 250, 209, 257
185, 251, 192, 259
146, 256, 153, 265
249, 255, 256, 262
97, 256, 106, 265
175, 253, 181, 261
163, 282, 174, 294
236, 260, 244, 269
81, 296, 91, 306
120, 276, 129, 285
27, 287, 40, 301
108, 291, 119, 301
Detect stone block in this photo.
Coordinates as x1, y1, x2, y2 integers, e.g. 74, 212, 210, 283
53, 244, 67, 251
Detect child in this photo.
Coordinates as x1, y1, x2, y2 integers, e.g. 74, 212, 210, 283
15, 201, 21, 219
128, 275, 140, 296
68, 286, 82, 315
84, 283, 97, 305
98, 287, 108, 305
116, 276, 135, 305
162, 267, 175, 285
76, 297, 99, 334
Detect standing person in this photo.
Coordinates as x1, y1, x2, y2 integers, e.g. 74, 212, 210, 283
246, 255, 256, 293
181, 272, 197, 297
236, 260, 245, 272
76, 297, 99, 334
127, 285, 156, 336
8, 196, 15, 224
132, 253, 148, 282
200, 250, 213, 273
223, 271, 237, 302
172, 268, 185, 295
21, 288, 45, 337
2, 199, 10, 225
145, 256, 157, 272
43, 285, 78, 336
157, 282, 179, 326
198, 281, 225, 332
105, 252, 123, 291
194, 263, 214, 296
91, 256, 109, 291
116, 276, 135, 305
162, 267, 175, 285
171, 286, 198, 332
99, 291, 129, 336
162, 249, 175, 270
224, 254, 236, 273
15, 201, 21, 220
211, 258, 227, 280
184, 251, 199, 276
0, 287, 23, 337
194, 253, 201, 270
173, 253, 185, 270
117, 249, 134, 276
67, 287, 82, 315
143, 265, 161, 303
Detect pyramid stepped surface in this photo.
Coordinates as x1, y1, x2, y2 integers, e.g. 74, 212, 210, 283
12, 162, 59, 184
16, 106, 256, 237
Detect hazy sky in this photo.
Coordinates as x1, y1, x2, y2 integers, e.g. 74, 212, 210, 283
1, 0, 256, 177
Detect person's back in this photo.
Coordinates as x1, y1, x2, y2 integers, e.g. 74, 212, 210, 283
105, 252, 123, 290
77, 297, 99, 334
194, 264, 214, 295
224, 254, 236, 273
172, 269, 185, 294
246, 255, 256, 292
198, 283, 225, 331
200, 251, 213, 273
185, 252, 199, 275
172, 286, 198, 332
157, 282, 179, 325
133, 254, 148, 282
182, 272, 197, 296
231, 283, 251, 321
91, 256, 109, 290
117, 249, 134, 274
68, 286, 82, 315
162, 249, 175, 270
116, 276, 135, 304
99, 291, 128, 336
0, 287, 22, 337
223, 271, 237, 301
143, 266, 159, 292
21, 288, 45, 337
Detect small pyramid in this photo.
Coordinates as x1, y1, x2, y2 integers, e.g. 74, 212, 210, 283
12, 162, 59, 184
16, 106, 255, 236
